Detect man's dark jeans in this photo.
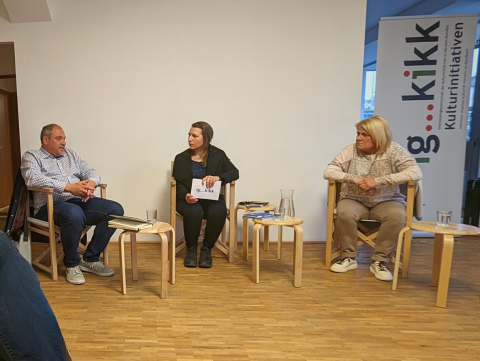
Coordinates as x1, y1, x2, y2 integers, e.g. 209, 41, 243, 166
0, 231, 71, 360
35, 197, 124, 268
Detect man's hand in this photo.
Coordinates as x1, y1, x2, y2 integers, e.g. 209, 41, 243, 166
202, 175, 220, 189
82, 180, 97, 202
64, 181, 96, 200
185, 193, 198, 204
357, 177, 376, 191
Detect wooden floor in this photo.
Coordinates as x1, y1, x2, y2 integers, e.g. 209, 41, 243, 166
34, 237, 480, 361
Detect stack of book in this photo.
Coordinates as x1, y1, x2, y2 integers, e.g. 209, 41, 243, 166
242, 212, 275, 220
108, 215, 154, 231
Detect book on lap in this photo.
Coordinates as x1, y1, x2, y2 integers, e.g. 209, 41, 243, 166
108, 215, 153, 231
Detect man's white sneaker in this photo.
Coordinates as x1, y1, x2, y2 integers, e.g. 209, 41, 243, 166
370, 261, 393, 281
65, 266, 85, 285
330, 257, 358, 273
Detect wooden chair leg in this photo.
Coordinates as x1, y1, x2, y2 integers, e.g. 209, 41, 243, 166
234, 207, 239, 252
102, 246, 109, 267
436, 234, 454, 308
169, 229, 175, 285
228, 215, 235, 263
118, 231, 127, 295
293, 225, 303, 288
277, 226, 283, 260
242, 218, 249, 261
432, 233, 444, 287
325, 222, 334, 268
50, 241, 58, 281
263, 225, 270, 251
401, 228, 412, 279
159, 232, 169, 299
292, 227, 296, 272
130, 233, 138, 281
252, 224, 262, 284
46, 229, 58, 281
168, 222, 174, 261
221, 222, 227, 245
392, 227, 409, 291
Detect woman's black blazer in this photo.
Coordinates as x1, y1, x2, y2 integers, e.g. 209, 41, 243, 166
173, 145, 239, 202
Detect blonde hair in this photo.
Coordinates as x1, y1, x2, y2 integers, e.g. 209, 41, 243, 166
355, 115, 392, 155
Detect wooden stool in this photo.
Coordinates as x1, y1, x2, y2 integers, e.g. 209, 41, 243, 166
393, 221, 480, 308
235, 204, 276, 260
117, 221, 175, 299
252, 217, 303, 287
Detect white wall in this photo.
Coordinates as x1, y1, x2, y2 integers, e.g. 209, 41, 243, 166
0, 0, 367, 241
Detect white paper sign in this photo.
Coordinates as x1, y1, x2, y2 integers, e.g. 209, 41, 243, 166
191, 179, 221, 200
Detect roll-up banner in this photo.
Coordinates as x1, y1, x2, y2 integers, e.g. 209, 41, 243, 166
375, 14, 478, 224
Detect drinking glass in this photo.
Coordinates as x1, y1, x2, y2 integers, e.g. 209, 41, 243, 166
146, 209, 157, 223
436, 210, 452, 227
279, 189, 295, 218
274, 207, 284, 222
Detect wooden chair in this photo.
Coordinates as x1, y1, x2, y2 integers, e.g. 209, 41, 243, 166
170, 161, 236, 263
325, 180, 415, 276
26, 184, 108, 280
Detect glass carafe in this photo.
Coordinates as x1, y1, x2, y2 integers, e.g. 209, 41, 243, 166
279, 189, 295, 218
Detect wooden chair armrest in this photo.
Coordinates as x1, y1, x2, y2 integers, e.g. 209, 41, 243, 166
98, 183, 107, 189
171, 178, 176, 186
27, 186, 53, 193
27, 217, 60, 232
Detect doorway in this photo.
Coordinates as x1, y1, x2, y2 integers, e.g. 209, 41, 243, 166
0, 42, 20, 210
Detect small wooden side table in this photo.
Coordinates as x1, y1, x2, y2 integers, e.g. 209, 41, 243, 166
393, 221, 480, 308
117, 221, 175, 299
235, 204, 276, 260
252, 217, 303, 287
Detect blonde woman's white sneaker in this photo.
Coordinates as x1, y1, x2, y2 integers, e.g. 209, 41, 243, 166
330, 257, 357, 273
370, 261, 393, 281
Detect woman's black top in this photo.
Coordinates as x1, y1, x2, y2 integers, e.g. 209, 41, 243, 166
173, 145, 239, 202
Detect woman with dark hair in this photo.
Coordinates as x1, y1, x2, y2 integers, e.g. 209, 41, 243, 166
173, 121, 239, 268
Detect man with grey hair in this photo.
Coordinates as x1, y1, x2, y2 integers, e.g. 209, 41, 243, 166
21, 124, 124, 285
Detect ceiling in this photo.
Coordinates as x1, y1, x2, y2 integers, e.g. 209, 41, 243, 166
1, 0, 51, 23
364, 0, 480, 68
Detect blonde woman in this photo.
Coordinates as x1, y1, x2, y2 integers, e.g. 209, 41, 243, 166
323, 116, 422, 281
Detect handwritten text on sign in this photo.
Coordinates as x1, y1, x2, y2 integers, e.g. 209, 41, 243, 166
191, 179, 221, 200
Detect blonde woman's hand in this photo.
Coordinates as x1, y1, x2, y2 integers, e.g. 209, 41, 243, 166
357, 177, 376, 191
